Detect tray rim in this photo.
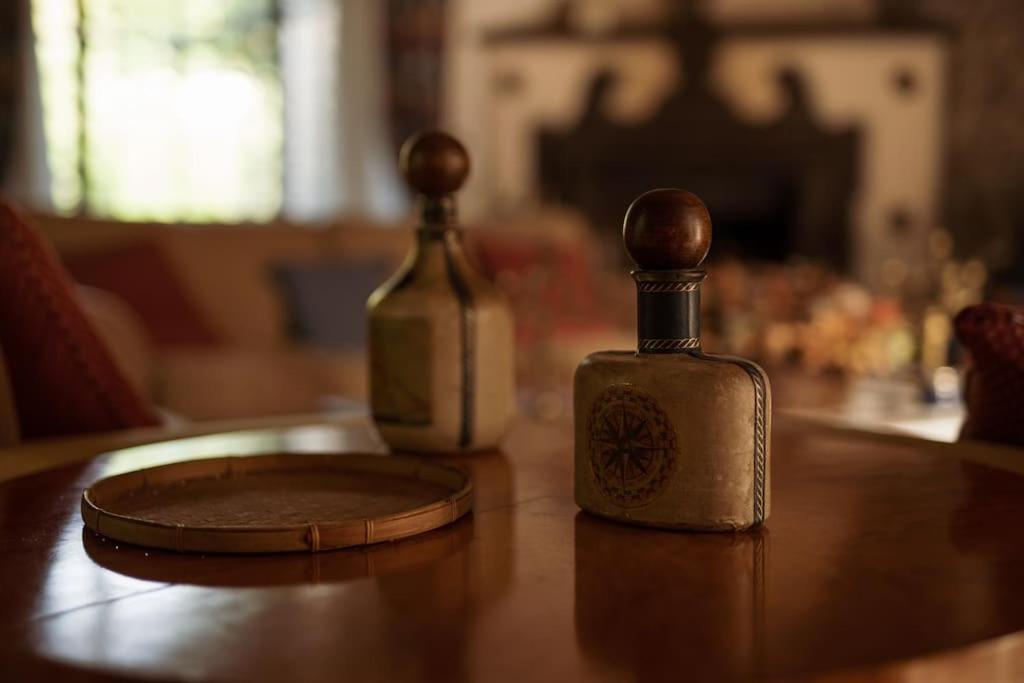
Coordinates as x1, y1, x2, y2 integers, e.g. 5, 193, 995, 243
81, 452, 473, 554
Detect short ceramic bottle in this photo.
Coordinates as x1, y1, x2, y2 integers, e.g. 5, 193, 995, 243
368, 131, 516, 453
574, 189, 771, 531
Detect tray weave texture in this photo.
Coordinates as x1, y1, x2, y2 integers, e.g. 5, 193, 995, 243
81, 453, 473, 554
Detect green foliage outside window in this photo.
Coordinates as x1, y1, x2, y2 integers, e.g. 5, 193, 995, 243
33, 0, 282, 222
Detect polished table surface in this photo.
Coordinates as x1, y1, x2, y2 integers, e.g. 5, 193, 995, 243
3, 413, 1024, 682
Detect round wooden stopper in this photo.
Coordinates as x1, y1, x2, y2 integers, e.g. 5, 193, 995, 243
399, 131, 470, 197
623, 189, 712, 270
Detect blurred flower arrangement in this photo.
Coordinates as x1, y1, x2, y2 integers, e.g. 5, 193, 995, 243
889, 229, 987, 400
703, 228, 988, 386
472, 203, 990, 424
703, 259, 916, 376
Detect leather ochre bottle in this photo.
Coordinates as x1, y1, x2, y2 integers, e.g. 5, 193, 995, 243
368, 131, 516, 453
574, 189, 771, 531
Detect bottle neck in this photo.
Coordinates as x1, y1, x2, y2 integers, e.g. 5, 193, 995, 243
634, 270, 705, 354
413, 220, 464, 257
402, 208, 469, 284
417, 194, 456, 227
409, 193, 464, 261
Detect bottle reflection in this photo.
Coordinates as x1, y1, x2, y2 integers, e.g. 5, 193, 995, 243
52, 451, 518, 679
362, 450, 516, 682
83, 451, 514, 591
950, 461, 1024, 633
82, 517, 474, 587
574, 512, 768, 681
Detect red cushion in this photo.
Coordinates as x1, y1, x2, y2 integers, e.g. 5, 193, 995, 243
954, 303, 1024, 447
470, 234, 612, 343
0, 200, 159, 439
65, 241, 220, 348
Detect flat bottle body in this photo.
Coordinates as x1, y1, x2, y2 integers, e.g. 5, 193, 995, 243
368, 231, 515, 453
574, 350, 770, 530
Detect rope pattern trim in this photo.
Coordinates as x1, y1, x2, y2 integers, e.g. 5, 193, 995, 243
636, 281, 699, 293
733, 363, 768, 523
748, 368, 768, 523
639, 338, 700, 351
692, 353, 769, 524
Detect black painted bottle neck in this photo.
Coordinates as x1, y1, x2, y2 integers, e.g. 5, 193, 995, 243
633, 270, 705, 354
408, 194, 472, 279
417, 194, 456, 229
412, 194, 462, 251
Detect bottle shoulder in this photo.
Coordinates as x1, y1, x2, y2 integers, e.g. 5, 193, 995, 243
369, 232, 508, 313
576, 350, 767, 395
370, 274, 509, 316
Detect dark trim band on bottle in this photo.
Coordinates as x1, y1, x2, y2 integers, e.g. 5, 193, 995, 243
442, 231, 475, 450
636, 281, 699, 294
638, 338, 700, 351
633, 270, 705, 354
419, 195, 456, 226
414, 198, 476, 449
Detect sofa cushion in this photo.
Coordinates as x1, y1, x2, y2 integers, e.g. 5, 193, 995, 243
272, 260, 392, 349
0, 339, 18, 446
469, 231, 613, 343
955, 302, 1024, 447
156, 347, 367, 420
157, 226, 323, 349
65, 240, 221, 348
0, 200, 159, 439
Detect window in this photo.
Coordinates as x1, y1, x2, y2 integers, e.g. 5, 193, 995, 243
32, 0, 282, 222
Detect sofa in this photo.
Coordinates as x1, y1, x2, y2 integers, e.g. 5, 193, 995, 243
32, 208, 632, 422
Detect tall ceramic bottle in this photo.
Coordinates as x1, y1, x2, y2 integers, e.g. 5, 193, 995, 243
368, 131, 516, 453
574, 189, 771, 530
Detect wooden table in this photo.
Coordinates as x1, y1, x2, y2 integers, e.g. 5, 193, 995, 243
2, 412, 1024, 681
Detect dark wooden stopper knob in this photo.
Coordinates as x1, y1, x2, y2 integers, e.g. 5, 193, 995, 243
399, 131, 470, 197
623, 189, 712, 270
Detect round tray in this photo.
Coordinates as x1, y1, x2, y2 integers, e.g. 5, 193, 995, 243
81, 452, 473, 554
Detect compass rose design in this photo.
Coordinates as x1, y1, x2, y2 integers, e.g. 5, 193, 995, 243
587, 385, 677, 507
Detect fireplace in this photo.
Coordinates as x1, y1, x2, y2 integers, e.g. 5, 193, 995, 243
451, 3, 946, 285
536, 18, 860, 268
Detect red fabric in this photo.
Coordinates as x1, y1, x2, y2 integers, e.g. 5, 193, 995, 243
65, 241, 220, 348
954, 303, 1024, 447
470, 235, 612, 343
0, 200, 159, 439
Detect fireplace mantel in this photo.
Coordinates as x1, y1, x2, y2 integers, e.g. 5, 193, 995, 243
447, 19, 946, 285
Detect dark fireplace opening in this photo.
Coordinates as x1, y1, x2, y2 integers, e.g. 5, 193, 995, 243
567, 160, 801, 263
536, 18, 860, 270
690, 170, 799, 263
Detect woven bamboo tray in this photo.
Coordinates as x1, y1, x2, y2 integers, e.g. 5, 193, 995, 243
81, 452, 473, 554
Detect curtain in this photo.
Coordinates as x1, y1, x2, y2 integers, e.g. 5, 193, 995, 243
2, 0, 51, 209
0, 0, 23, 189
281, 0, 405, 222
385, 0, 446, 156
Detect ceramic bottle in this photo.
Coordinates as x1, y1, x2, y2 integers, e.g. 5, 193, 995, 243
574, 189, 771, 530
368, 131, 516, 453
